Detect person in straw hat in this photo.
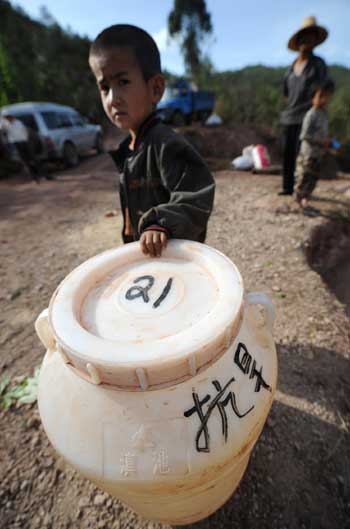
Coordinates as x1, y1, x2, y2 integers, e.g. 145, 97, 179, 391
279, 16, 329, 195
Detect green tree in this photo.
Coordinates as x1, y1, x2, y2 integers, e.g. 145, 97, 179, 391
0, 1, 101, 119
0, 40, 15, 105
168, 0, 212, 78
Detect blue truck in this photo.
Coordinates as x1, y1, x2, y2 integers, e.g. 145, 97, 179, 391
157, 80, 215, 126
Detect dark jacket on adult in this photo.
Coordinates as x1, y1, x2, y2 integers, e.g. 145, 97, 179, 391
110, 113, 215, 244
281, 53, 328, 125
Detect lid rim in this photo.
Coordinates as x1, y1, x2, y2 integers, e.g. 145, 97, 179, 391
56, 303, 244, 391
49, 240, 244, 389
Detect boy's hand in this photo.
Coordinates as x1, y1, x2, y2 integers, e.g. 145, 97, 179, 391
140, 230, 168, 257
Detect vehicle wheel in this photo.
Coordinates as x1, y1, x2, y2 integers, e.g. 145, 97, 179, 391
95, 133, 104, 154
185, 113, 193, 126
63, 142, 79, 168
199, 110, 211, 124
172, 111, 185, 127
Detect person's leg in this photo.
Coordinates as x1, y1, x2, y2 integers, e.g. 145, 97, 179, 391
281, 125, 296, 194
295, 154, 309, 207
18, 142, 40, 182
302, 158, 320, 201
280, 124, 302, 194
290, 124, 302, 192
26, 141, 41, 180
7, 142, 19, 160
42, 161, 54, 180
14, 142, 31, 176
295, 156, 320, 207
293, 124, 302, 161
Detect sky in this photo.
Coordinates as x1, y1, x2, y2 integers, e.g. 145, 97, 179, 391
11, 0, 350, 73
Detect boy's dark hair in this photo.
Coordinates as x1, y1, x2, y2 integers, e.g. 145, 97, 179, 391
90, 24, 161, 81
311, 78, 336, 98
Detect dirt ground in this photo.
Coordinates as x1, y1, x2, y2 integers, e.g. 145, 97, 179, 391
0, 151, 349, 529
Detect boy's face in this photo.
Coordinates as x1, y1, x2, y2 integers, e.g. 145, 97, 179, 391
89, 46, 164, 135
312, 90, 331, 109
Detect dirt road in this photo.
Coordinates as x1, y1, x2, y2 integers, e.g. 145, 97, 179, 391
0, 153, 349, 529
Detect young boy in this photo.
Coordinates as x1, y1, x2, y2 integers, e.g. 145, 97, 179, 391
295, 79, 335, 209
89, 24, 215, 257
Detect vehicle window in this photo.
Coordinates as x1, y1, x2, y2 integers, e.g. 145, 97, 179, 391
16, 113, 39, 132
71, 114, 84, 126
58, 113, 73, 128
40, 111, 59, 130
161, 87, 181, 102
40, 111, 73, 129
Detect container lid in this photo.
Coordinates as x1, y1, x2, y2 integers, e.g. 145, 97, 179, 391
49, 240, 244, 390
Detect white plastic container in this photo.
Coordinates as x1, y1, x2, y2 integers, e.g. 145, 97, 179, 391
35, 240, 277, 525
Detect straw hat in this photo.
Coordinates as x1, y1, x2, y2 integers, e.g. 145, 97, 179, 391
288, 16, 328, 51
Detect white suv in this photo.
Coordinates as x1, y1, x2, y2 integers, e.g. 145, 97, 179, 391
0, 102, 103, 167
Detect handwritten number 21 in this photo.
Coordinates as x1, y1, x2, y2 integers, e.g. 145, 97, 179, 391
125, 275, 173, 309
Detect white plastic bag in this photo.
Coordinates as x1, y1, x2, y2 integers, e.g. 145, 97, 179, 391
242, 145, 255, 158
232, 144, 255, 170
205, 113, 223, 126
252, 144, 270, 170
232, 155, 254, 170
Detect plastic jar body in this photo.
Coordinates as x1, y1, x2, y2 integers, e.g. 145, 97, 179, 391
38, 301, 276, 525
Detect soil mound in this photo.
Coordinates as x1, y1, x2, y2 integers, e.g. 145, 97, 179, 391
305, 218, 350, 307
182, 123, 279, 161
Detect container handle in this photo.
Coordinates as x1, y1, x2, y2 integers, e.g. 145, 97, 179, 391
35, 308, 56, 352
246, 292, 275, 333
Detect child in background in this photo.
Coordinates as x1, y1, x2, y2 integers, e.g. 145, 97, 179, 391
295, 79, 335, 209
89, 24, 215, 257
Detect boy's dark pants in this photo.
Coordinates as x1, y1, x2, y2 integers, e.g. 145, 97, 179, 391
282, 124, 301, 193
295, 154, 321, 201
